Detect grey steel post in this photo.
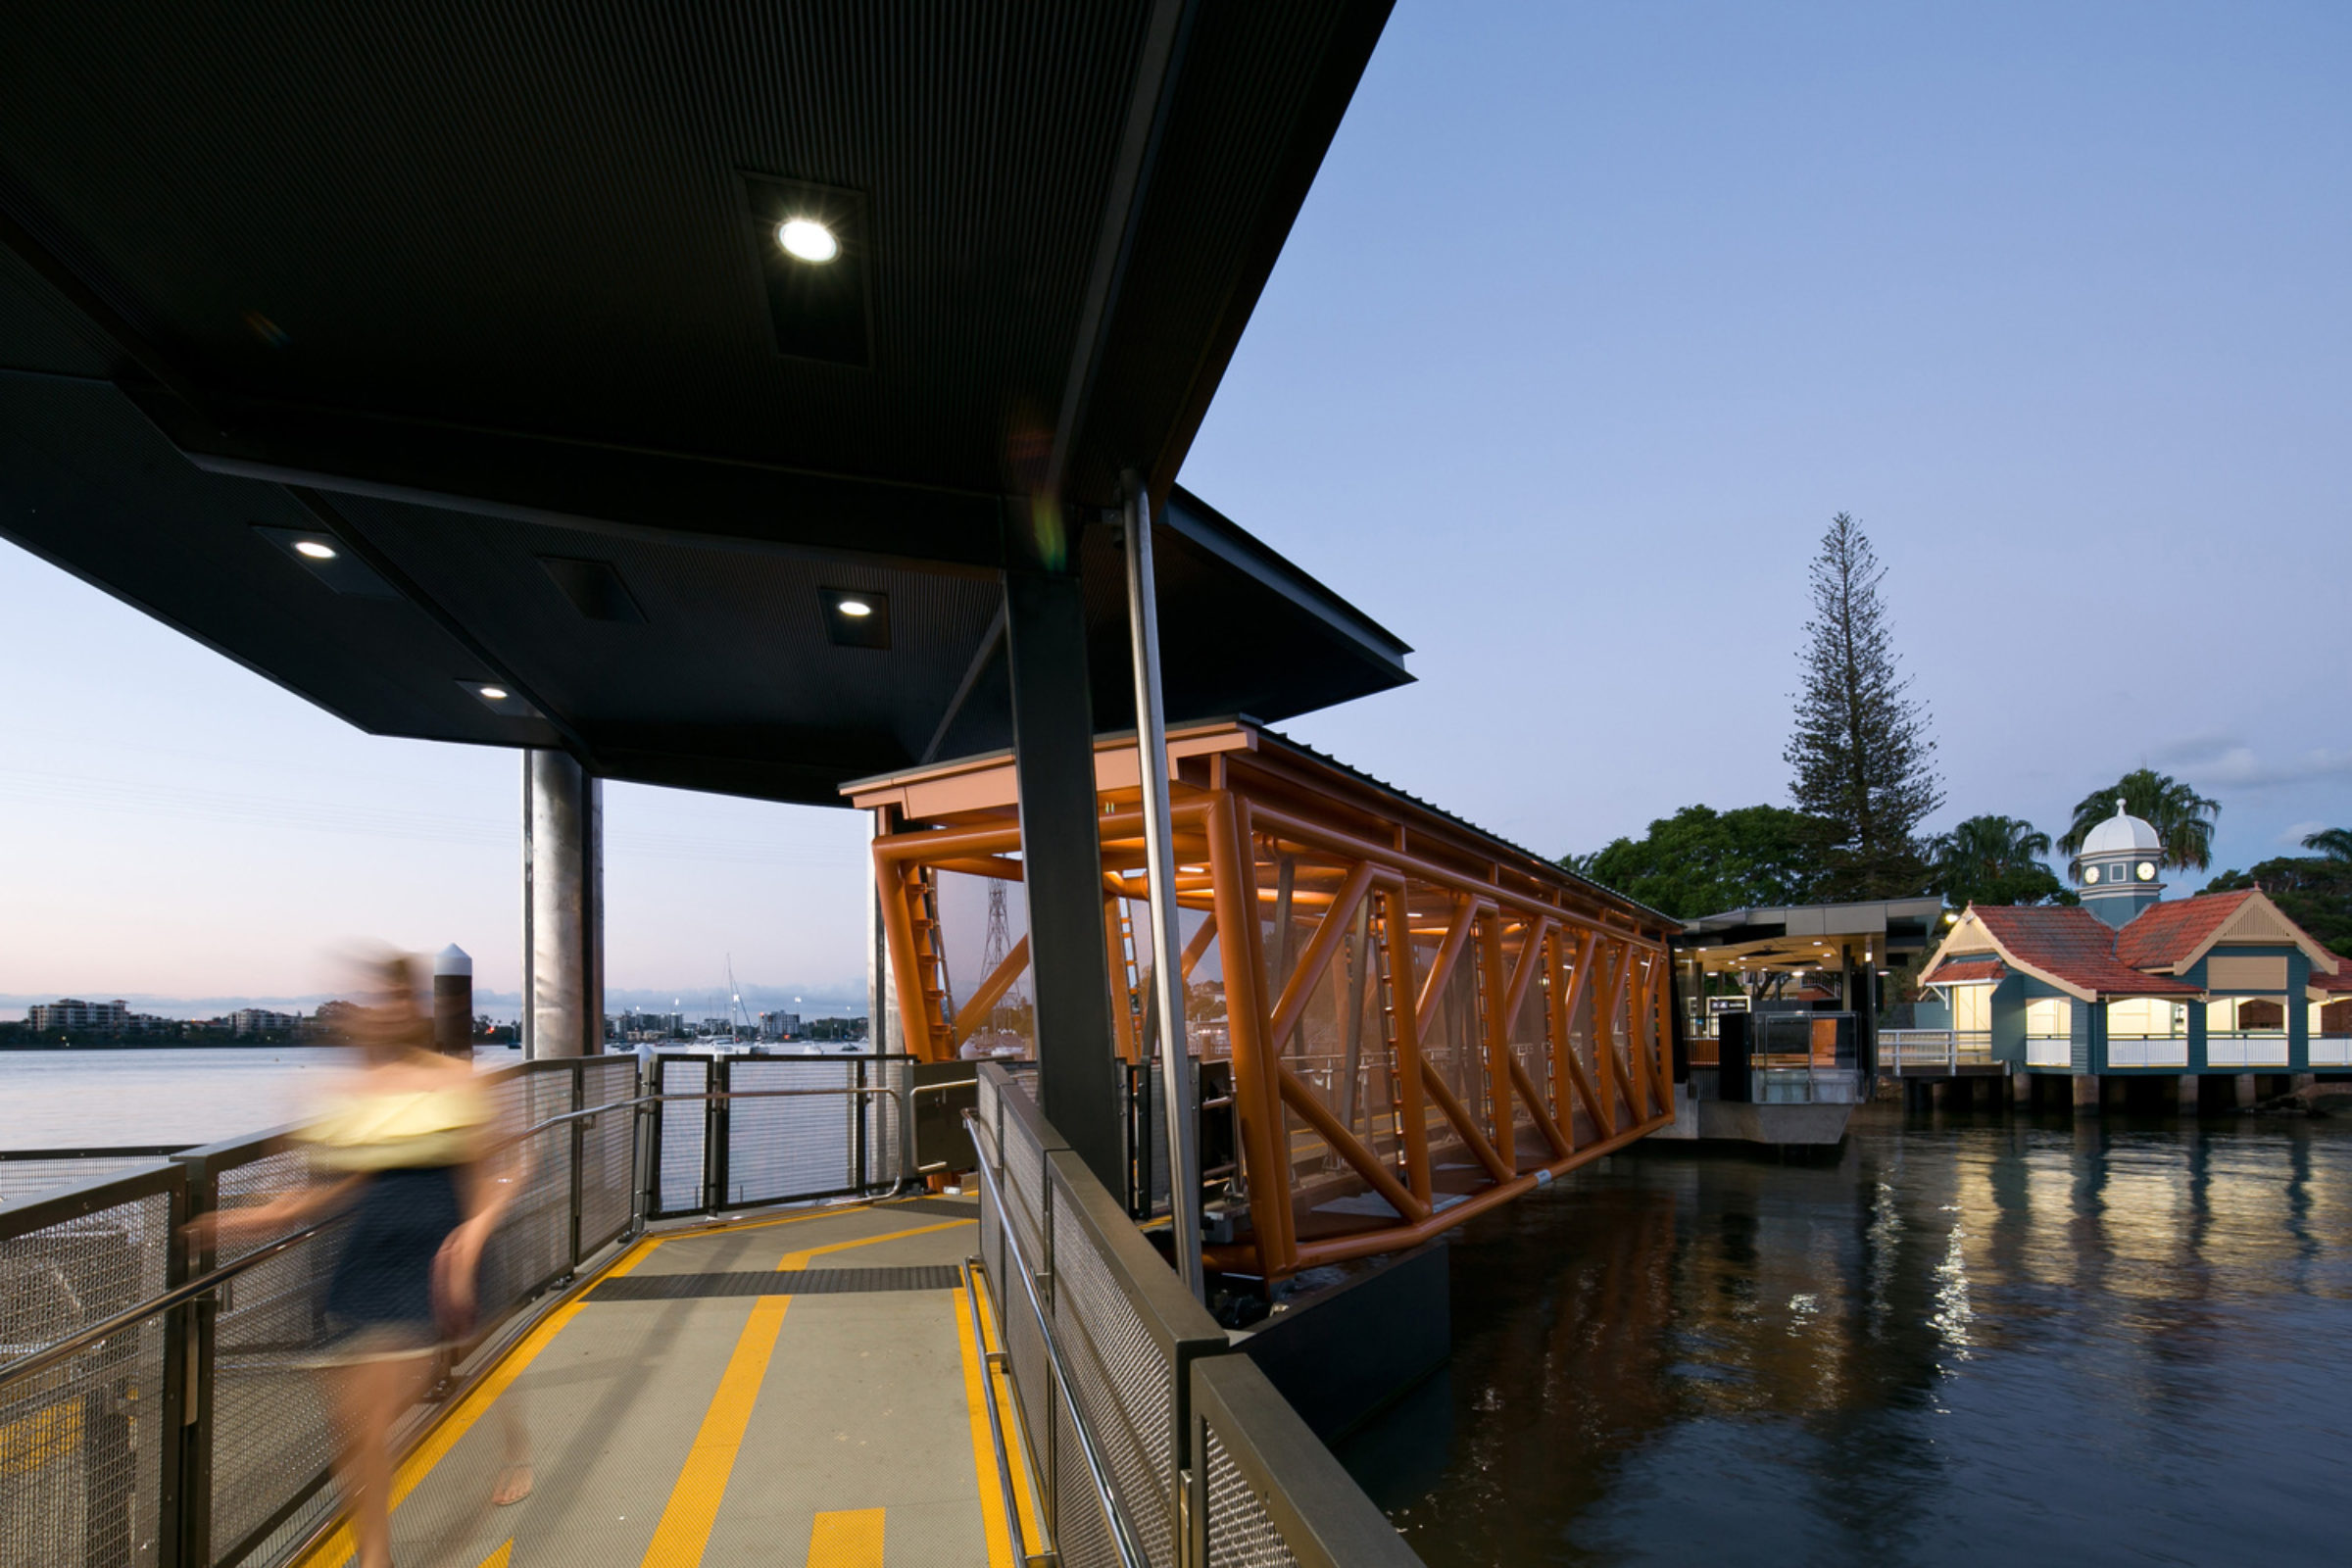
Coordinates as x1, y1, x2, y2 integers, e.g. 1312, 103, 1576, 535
867, 806, 898, 1056
1120, 471, 1202, 1298
523, 749, 604, 1058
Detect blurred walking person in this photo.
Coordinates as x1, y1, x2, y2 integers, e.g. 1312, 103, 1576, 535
193, 953, 521, 1568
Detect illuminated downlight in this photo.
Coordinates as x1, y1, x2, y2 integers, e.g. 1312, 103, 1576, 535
777, 218, 839, 263
478, 686, 509, 701
836, 597, 873, 617
293, 539, 338, 560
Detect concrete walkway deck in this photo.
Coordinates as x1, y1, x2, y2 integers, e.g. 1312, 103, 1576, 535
297, 1196, 1037, 1568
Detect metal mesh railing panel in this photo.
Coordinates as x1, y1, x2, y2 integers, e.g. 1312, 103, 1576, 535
577, 1057, 637, 1253
474, 1070, 574, 1313
1049, 1163, 1175, 1567
0, 1186, 172, 1568
206, 1146, 346, 1560
1203, 1421, 1298, 1568
655, 1057, 708, 1215
0, 1157, 174, 1208
1053, 1392, 1119, 1568
725, 1058, 864, 1204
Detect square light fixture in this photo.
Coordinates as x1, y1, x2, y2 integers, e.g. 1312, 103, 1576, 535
821, 587, 890, 650
253, 524, 400, 599
539, 556, 647, 623
743, 173, 870, 367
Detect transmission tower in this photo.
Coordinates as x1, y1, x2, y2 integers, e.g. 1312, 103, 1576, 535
982, 881, 1022, 1043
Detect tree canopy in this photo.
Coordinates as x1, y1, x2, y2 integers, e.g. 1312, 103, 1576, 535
2304, 827, 2352, 862
1568, 804, 1828, 920
1925, 814, 2070, 909
1784, 513, 1940, 899
2057, 768, 2220, 872
2200, 857, 2352, 957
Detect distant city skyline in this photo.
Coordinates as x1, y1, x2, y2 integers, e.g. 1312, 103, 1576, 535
5, 3, 2345, 1003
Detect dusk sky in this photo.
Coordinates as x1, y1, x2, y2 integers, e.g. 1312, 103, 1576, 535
5, 2, 2345, 1011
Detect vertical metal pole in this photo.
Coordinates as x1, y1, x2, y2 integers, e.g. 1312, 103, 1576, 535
1121, 472, 1203, 1298
524, 749, 604, 1057
867, 807, 898, 1056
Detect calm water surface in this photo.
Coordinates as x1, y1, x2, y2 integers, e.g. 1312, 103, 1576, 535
1, 1046, 521, 1147
1348, 1102, 2352, 1567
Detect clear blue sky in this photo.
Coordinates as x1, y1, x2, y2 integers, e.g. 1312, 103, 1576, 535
4, 2, 2346, 1007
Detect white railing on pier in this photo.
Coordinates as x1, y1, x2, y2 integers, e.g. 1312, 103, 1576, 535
2206, 1034, 2290, 1067
1878, 1029, 1993, 1073
2311, 1037, 2352, 1067
2107, 1036, 2189, 1068
2025, 1038, 2072, 1067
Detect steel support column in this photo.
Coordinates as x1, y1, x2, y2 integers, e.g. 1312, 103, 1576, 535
523, 748, 603, 1058
1003, 563, 1123, 1191
1120, 473, 1203, 1297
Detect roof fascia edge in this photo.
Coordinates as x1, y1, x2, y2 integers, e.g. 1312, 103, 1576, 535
1162, 485, 1410, 669
2168, 890, 2340, 977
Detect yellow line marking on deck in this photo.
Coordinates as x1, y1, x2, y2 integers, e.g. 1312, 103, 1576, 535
638, 1293, 793, 1566
777, 1217, 972, 1270
954, 1282, 1017, 1568
475, 1542, 513, 1568
806, 1506, 886, 1566
295, 1236, 663, 1568
970, 1270, 1043, 1548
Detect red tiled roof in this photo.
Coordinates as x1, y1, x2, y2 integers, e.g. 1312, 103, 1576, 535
1968, 906, 2201, 998
1923, 957, 2006, 985
2116, 890, 2253, 970
2313, 965, 2352, 995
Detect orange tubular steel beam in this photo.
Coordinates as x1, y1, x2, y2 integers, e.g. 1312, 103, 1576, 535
1276, 1068, 1427, 1223
1202, 1115, 1668, 1275
1178, 912, 1219, 982
1104, 900, 1140, 1063
1476, 909, 1515, 1176
1548, 927, 1605, 1141
876, 858, 936, 1060
949, 936, 1031, 1054
1207, 792, 1290, 1278
1645, 952, 1677, 1107
874, 799, 1213, 864
1418, 1057, 1513, 1184
1265, 861, 1377, 1049
1607, 945, 1647, 1124
1415, 896, 1481, 1044
1381, 881, 1435, 1208
1587, 940, 1620, 1136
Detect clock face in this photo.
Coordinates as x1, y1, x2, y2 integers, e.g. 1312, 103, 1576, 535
2083, 865, 2100, 885
2135, 861, 2156, 882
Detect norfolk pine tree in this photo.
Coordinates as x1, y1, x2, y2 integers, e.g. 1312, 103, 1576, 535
1785, 514, 1941, 899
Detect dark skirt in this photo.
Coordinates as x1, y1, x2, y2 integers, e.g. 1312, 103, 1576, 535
320, 1163, 464, 1359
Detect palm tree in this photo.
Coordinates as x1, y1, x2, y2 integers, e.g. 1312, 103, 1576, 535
2057, 769, 2221, 873
1927, 814, 2065, 907
2305, 827, 2352, 862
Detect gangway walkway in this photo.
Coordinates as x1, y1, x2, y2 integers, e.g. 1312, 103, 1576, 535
294, 1196, 1027, 1568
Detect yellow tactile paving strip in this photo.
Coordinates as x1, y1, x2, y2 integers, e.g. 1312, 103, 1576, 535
292, 1198, 1039, 1568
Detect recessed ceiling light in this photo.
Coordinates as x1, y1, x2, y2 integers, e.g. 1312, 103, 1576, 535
836, 597, 872, 617
777, 218, 839, 264
293, 539, 338, 560
478, 685, 509, 701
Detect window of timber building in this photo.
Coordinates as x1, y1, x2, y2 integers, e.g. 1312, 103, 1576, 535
2209, 996, 2286, 1034
2318, 1000, 2352, 1037
2026, 998, 2073, 1038
2108, 998, 2186, 1038
1951, 984, 1992, 1034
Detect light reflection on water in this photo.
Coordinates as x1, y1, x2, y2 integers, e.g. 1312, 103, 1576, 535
1347, 1102, 2352, 1567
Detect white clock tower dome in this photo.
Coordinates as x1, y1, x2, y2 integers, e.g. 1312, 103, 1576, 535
2078, 799, 2164, 928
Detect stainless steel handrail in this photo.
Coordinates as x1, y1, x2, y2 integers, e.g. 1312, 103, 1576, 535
966, 1114, 1151, 1568
960, 1254, 1041, 1568
0, 1218, 329, 1390
0, 1082, 913, 1393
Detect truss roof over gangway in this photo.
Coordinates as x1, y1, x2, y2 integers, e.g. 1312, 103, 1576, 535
0, 1, 1405, 804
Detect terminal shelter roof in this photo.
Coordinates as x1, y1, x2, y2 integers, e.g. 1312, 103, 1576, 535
2115, 889, 2339, 976
1937, 906, 2202, 1002
0, 1, 1406, 805
1925, 957, 2006, 986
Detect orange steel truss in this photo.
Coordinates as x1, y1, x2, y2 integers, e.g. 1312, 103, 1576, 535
845, 722, 1682, 1282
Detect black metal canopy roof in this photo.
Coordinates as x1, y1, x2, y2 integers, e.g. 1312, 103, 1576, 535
0, 1, 1407, 806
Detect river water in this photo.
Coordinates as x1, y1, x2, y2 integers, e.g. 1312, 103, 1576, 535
1, 1046, 523, 1148
1347, 1102, 2352, 1567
